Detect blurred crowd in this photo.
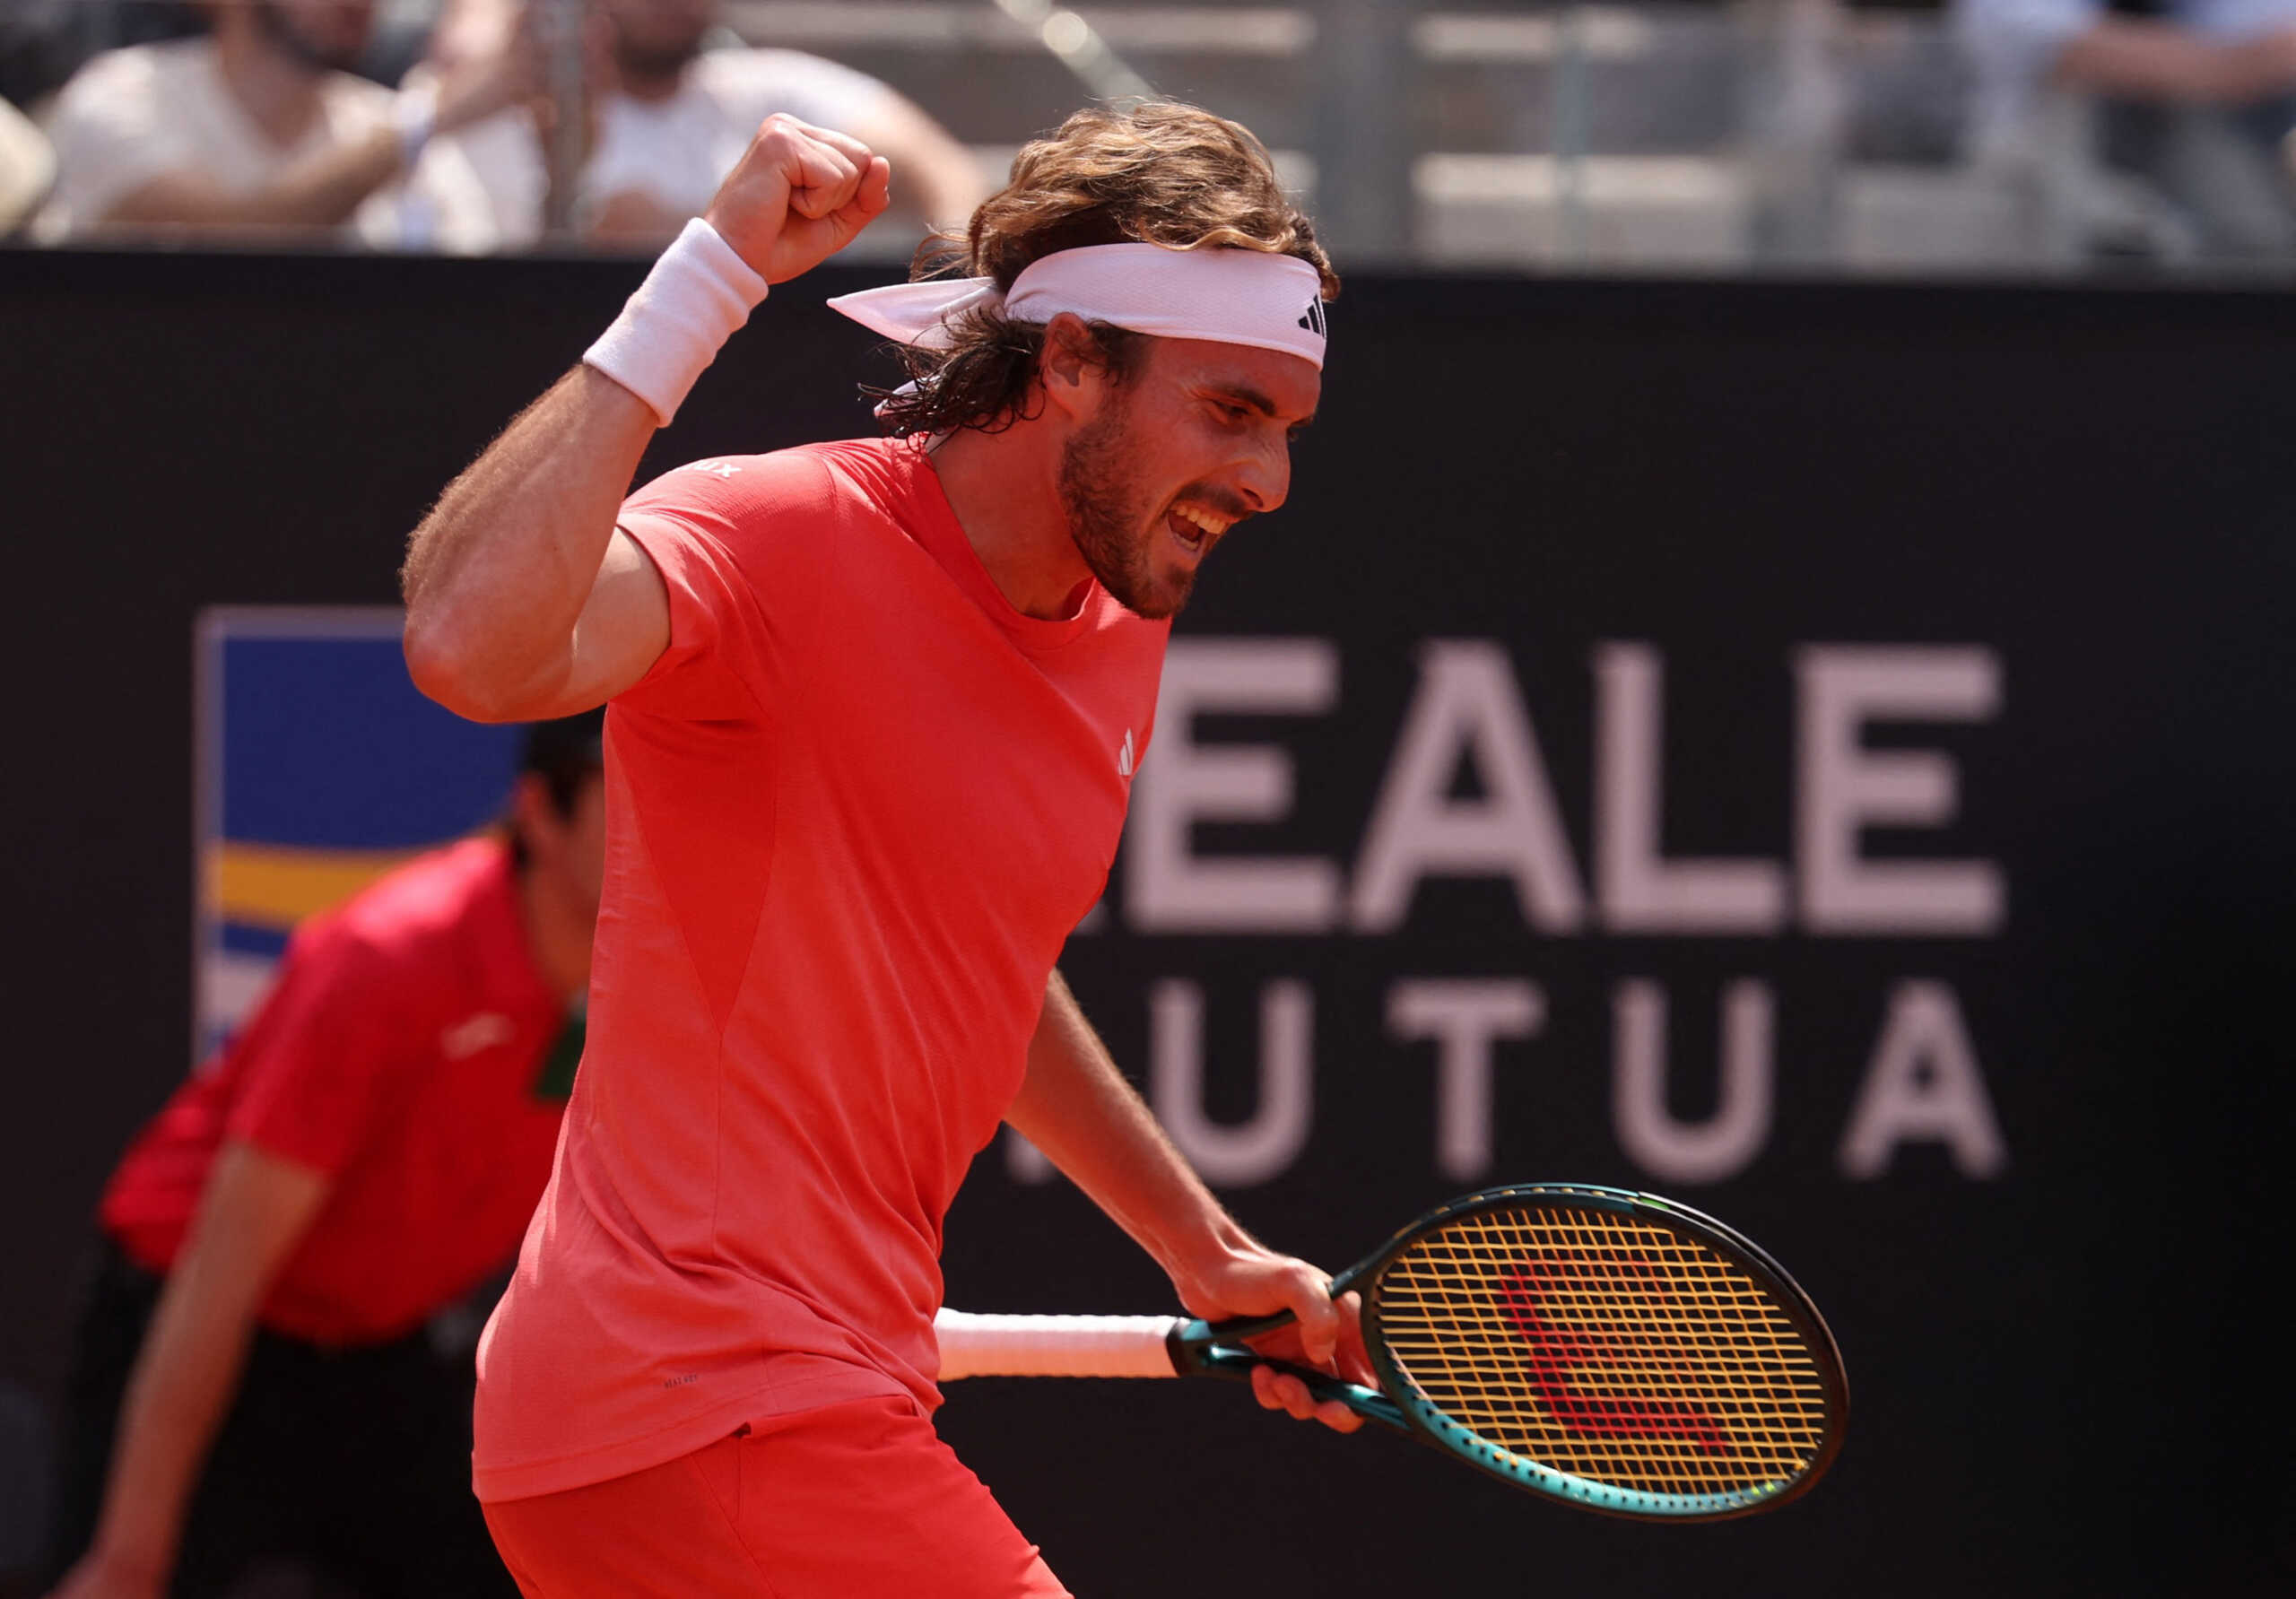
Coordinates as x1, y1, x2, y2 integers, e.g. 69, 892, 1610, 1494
1958, 0, 2296, 256
0, 0, 987, 251
12, 0, 2296, 266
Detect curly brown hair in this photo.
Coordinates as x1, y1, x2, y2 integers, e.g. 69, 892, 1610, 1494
870, 100, 1337, 438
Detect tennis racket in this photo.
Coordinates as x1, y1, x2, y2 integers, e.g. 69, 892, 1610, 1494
935, 1183, 1848, 1522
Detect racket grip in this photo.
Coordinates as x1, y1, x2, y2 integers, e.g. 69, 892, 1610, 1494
934, 1309, 1186, 1379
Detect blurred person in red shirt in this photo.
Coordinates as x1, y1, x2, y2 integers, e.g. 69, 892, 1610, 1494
35, 0, 540, 247
40, 712, 605, 1599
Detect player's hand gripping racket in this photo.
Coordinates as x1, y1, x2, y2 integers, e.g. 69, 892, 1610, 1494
935, 1184, 1848, 1521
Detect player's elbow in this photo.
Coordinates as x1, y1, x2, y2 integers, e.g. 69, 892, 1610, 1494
403, 619, 529, 725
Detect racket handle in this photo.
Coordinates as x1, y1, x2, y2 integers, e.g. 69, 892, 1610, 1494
934, 1309, 1186, 1379
1189, 1345, 1414, 1435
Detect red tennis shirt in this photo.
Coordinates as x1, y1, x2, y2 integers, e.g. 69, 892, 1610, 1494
100, 838, 570, 1346
472, 438, 1170, 1502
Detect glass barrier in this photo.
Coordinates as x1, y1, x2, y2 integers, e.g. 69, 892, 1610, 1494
4, 0, 2294, 274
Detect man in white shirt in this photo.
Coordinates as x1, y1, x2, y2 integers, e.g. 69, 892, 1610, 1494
36, 0, 538, 248
2, 92, 52, 231
422, 0, 986, 251
1957, 0, 2296, 252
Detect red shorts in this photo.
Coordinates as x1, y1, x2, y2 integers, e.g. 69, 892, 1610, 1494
481, 1395, 1070, 1599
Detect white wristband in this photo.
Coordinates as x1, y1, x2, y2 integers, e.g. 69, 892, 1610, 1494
584, 219, 769, 428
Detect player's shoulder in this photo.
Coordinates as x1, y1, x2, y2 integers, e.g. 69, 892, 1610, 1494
630, 448, 803, 501
625, 438, 909, 528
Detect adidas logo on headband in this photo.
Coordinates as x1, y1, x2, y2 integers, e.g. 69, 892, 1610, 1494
829, 243, 1333, 371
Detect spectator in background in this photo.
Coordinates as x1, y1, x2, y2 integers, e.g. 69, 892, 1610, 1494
1959, 0, 2296, 254
2, 92, 54, 231
40, 715, 605, 1599
419, 0, 987, 249
585, 0, 987, 240
34, 0, 540, 248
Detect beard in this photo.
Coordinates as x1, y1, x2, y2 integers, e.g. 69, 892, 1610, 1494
613, 30, 706, 83
252, 0, 368, 74
1057, 400, 1193, 621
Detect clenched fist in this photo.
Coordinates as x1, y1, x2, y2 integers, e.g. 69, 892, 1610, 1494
705, 114, 894, 283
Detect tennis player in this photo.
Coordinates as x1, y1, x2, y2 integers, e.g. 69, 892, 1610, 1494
400, 100, 1363, 1596
43, 715, 604, 1599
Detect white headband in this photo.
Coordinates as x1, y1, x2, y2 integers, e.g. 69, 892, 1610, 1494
826, 243, 1329, 370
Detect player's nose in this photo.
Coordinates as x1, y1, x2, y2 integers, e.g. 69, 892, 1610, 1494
1236, 437, 1292, 515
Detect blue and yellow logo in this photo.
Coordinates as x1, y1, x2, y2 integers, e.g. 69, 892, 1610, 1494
196, 608, 522, 1056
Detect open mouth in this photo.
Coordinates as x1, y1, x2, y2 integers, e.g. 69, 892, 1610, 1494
1165, 502, 1233, 560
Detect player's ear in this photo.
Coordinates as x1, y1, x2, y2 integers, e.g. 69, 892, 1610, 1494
1038, 312, 1106, 421
508, 772, 559, 860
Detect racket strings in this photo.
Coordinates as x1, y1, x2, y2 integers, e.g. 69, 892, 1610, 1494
1374, 1206, 1831, 1497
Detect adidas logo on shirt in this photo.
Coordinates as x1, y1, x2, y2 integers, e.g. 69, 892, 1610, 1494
1117, 729, 1135, 778
442, 1012, 515, 1060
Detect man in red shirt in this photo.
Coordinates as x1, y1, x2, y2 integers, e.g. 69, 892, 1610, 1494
400, 101, 1361, 1595
43, 714, 606, 1599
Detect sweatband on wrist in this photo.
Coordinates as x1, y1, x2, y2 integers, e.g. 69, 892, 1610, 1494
583, 219, 769, 427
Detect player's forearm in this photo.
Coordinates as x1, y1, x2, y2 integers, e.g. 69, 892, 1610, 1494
401, 366, 658, 721
1006, 972, 1258, 1300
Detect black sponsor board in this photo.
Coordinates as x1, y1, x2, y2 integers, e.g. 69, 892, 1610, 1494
2, 248, 2292, 1595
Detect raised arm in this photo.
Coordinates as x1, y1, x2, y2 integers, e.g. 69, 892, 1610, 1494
1004, 970, 1372, 1432
401, 115, 891, 723
399, 369, 667, 722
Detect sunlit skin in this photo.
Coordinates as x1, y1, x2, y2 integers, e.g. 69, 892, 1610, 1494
932, 316, 1321, 624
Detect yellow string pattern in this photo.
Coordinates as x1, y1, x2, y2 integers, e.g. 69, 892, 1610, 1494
1374, 1205, 1831, 1496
